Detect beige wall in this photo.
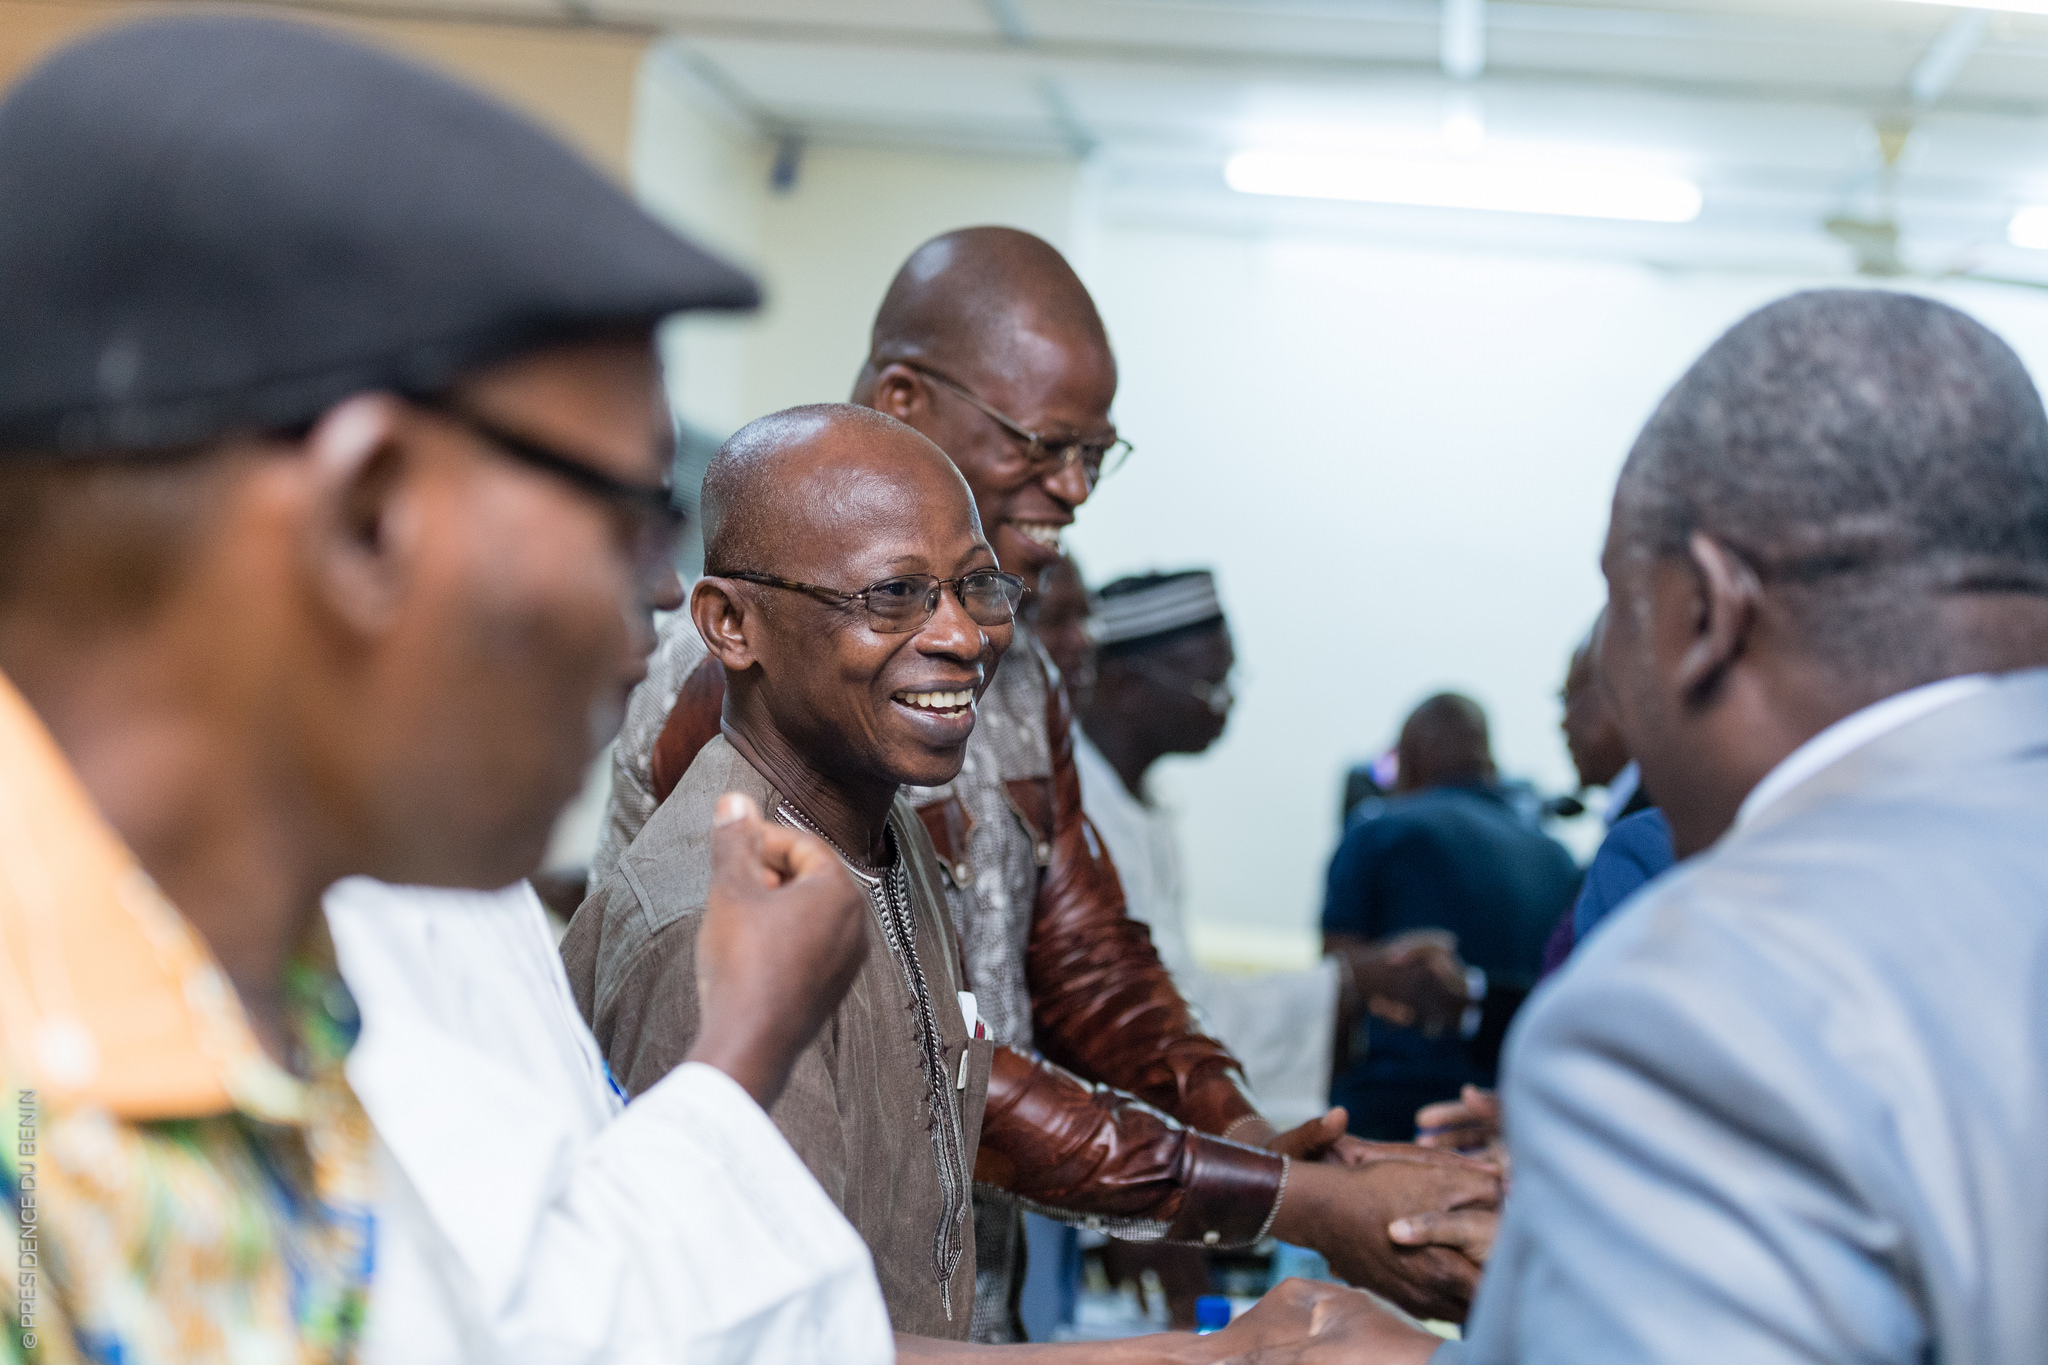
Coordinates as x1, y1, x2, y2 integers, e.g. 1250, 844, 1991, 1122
0, 0, 645, 178
630, 57, 767, 437
631, 47, 1082, 436
739, 144, 1079, 417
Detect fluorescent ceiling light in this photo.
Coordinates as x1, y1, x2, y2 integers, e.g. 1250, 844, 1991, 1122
1890, 0, 2048, 14
2009, 206, 2048, 249
1225, 150, 1703, 224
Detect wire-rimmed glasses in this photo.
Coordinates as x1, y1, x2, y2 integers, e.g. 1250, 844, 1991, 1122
902, 361, 1133, 487
714, 567, 1028, 635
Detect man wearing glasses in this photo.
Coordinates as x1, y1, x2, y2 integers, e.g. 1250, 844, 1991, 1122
564, 404, 1411, 1356
572, 404, 1021, 1335
591, 228, 1499, 1338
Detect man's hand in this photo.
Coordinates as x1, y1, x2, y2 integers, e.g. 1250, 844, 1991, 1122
1264, 1106, 1379, 1167
1416, 1085, 1506, 1169
894, 1281, 1441, 1362
1267, 1143, 1501, 1322
1333, 930, 1470, 1037
1262, 1109, 1486, 1171
1390, 1207, 1500, 1267
1212, 1279, 1444, 1365
685, 792, 867, 1111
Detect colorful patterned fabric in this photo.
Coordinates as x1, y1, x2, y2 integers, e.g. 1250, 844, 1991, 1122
0, 673, 376, 1365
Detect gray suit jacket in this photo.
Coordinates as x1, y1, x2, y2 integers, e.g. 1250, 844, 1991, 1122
1445, 669, 2048, 1365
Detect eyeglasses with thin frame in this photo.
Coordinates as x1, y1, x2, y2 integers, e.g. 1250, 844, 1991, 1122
713, 567, 1027, 635
900, 362, 1133, 487
419, 398, 686, 595
1122, 655, 1236, 716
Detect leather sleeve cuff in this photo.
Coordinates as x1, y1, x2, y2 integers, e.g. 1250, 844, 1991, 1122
1164, 1134, 1287, 1249
1025, 642, 1266, 1138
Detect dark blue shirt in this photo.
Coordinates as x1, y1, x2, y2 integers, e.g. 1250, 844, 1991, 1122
1322, 783, 1580, 1137
1570, 808, 1676, 945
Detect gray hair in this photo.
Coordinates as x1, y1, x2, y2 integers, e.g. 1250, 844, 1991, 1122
1614, 289, 2048, 663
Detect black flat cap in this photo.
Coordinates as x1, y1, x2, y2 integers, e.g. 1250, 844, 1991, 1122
0, 15, 759, 455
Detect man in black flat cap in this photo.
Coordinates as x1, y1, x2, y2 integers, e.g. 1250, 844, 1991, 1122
0, 16, 896, 1362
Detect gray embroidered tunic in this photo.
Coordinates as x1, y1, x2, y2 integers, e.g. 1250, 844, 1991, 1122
562, 734, 994, 1337
591, 614, 1079, 1342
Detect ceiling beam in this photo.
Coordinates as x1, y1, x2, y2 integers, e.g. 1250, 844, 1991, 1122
1908, 9, 1990, 105
1038, 75, 1098, 156
246, 0, 2048, 122
1441, 0, 1485, 80
646, 37, 785, 141
982, 0, 1031, 44
614, 12, 2048, 122
981, 0, 1101, 157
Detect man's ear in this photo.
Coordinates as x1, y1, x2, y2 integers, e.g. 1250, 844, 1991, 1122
298, 393, 421, 637
693, 577, 760, 671
868, 363, 932, 426
1676, 531, 1761, 708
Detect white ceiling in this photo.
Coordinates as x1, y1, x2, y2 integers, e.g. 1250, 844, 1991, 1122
301, 0, 2048, 280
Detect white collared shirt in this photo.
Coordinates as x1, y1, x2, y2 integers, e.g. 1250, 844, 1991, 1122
1072, 729, 1340, 1130
323, 877, 896, 1365
1735, 674, 1994, 831
1604, 761, 1642, 827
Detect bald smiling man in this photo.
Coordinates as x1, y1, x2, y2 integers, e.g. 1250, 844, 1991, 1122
591, 228, 1496, 1338
567, 406, 1014, 1333
564, 404, 1415, 1360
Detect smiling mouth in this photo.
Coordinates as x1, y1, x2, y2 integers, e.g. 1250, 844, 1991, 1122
894, 688, 976, 718
1009, 520, 1064, 551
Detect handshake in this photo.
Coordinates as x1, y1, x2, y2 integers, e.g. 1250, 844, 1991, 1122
1332, 929, 1476, 1039
687, 792, 1500, 1363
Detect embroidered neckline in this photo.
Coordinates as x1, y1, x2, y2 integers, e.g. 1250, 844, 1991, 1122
774, 799, 893, 881
773, 798, 968, 1319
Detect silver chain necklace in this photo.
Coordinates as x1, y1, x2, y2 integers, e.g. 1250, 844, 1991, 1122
773, 798, 887, 880
773, 798, 968, 1317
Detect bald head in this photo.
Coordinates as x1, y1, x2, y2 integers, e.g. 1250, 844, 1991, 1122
856, 227, 1111, 394
850, 228, 1119, 579
1561, 614, 1628, 790
1398, 693, 1494, 793
1614, 290, 2048, 673
693, 402, 1012, 805
700, 403, 968, 576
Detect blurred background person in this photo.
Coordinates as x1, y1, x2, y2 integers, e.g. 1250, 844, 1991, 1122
1322, 693, 1579, 1139
1541, 614, 1669, 974
1041, 562, 1471, 1123
1549, 615, 1678, 974
1425, 616, 1685, 1160
1033, 560, 1472, 1331
1558, 614, 1650, 823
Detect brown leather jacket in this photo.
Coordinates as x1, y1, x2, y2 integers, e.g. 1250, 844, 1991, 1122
1021, 655, 1263, 1137
649, 655, 1285, 1244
